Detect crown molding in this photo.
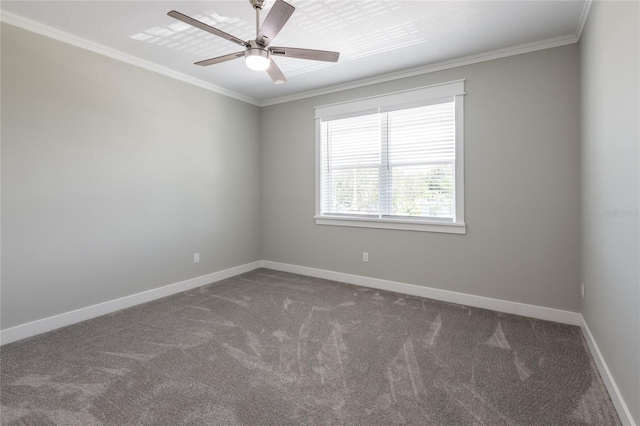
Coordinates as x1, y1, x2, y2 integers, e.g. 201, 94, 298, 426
0, 10, 261, 106
575, 0, 593, 41
1, 6, 587, 109
259, 33, 580, 106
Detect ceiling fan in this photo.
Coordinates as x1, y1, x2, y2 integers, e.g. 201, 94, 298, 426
168, 0, 340, 84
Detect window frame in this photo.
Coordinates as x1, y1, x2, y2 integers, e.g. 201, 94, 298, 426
314, 80, 466, 234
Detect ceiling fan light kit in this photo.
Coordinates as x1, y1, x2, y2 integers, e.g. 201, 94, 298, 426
167, 0, 340, 84
245, 41, 271, 71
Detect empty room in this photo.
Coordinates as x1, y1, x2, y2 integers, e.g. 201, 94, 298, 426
1, 0, 638, 425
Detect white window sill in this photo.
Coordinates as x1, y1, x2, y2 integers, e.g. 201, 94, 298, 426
314, 215, 466, 234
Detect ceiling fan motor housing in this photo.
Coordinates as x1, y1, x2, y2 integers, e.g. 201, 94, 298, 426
246, 41, 270, 59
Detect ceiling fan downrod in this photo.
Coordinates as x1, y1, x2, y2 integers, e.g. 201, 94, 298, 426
250, 0, 266, 39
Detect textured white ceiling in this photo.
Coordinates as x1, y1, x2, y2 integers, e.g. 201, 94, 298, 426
1, 1, 588, 104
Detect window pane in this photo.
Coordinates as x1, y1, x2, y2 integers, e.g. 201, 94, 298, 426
384, 101, 455, 219
322, 114, 381, 215
390, 164, 454, 218
327, 168, 379, 215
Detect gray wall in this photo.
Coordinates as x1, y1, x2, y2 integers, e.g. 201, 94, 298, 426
261, 45, 581, 312
2, 7, 636, 420
580, 1, 640, 423
1, 23, 261, 329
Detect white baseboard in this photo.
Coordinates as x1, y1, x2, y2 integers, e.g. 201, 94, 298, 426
0, 261, 261, 345
259, 260, 582, 326
0, 260, 581, 345
261, 261, 635, 424
580, 317, 637, 426
2, 260, 632, 424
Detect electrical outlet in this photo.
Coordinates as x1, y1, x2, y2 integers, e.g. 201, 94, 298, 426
363, 252, 369, 262
581, 283, 585, 298
194, 253, 200, 264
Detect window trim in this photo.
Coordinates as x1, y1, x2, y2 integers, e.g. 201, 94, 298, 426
314, 80, 466, 234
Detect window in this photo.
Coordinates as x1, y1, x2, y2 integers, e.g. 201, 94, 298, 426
315, 80, 465, 234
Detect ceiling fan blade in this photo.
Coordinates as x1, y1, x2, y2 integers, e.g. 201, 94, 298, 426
195, 52, 245, 66
270, 46, 340, 62
168, 11, 247, 47
266, 59, 287, 84
256, 0, 295, 46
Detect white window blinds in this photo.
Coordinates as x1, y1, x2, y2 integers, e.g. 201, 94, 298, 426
320, 99, 455, 220
386, 101, 455, 219
315, 80, 465, 233
321, 113, 381, 216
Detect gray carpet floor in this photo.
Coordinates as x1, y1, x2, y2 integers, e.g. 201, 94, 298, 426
1, 268, 621, 425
